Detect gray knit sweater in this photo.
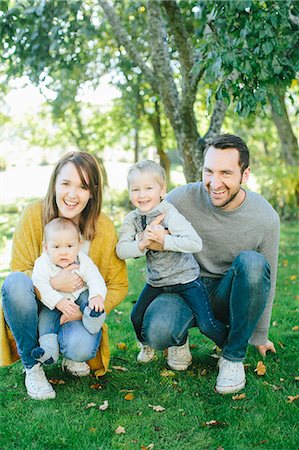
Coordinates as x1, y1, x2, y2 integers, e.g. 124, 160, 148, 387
167, 182, 280, 345
116, 200, 202, 287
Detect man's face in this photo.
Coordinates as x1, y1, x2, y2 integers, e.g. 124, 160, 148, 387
202, 146, 250, 210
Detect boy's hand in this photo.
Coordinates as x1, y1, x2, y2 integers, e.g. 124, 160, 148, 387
89, 295, 105, 312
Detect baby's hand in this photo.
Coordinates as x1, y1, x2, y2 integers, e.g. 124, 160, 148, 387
89, 295, 105, 313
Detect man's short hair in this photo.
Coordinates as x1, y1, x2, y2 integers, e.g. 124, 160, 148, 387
127, 160, 166, 188
204, 134, 250, 172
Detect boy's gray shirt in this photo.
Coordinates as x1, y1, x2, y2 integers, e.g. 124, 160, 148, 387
166, 182, 280, 345
116, 200, 202, 287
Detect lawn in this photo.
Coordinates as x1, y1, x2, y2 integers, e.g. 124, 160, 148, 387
0, 204, 298, 450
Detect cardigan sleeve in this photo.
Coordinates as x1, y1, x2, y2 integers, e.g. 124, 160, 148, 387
10, 201, 43, 277
89, 214, 128, 315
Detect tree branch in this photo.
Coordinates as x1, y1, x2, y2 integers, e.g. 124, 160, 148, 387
204, 100, 228, 142
98, 0, 157, 89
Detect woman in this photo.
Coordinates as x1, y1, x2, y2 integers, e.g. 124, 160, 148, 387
0, 152, 128, 400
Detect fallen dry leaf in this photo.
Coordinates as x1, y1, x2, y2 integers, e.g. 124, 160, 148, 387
148, 404, 165, 412
90, 383, 102, 390
160, 369, 175, 377
272, 321, 278, 327
200, 369, 207, 376
111, 365, 128, 372
255, 361, 266, 376
89, 427, 96, 433
99, 400, 109, 411
295, 376, 299, 381
287, 395, 299, 403
292, 325, 299, 331
115, 426, 125, 434
114, 309, 123, 315
277, 341, 285, 349
204, 420, 228, 428
141, 445, 154, 450
124, 393, 134, 401
290, 275, 297, 281
85, 402, 97, 409
282, 259, 288, 267
232, 393, 246, 400
49, 379, 65, 385
117, 342, 127, 350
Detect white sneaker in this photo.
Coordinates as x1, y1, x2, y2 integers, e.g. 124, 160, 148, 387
215, 356, 246, 394
25, 363, 56, 400
137, 342, 155, 363
62, 358, 90, 377
167, 338, 192, 371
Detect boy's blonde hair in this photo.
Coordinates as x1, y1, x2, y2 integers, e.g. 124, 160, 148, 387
127, 160, 166, 189
44, 218, 81, 243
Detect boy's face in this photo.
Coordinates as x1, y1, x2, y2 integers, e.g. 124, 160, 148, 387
44, 227, 81, 268
129, 171, 166, 213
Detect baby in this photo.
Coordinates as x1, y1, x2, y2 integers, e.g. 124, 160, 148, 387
116, 160, 227, 365
31, 217, 107, 365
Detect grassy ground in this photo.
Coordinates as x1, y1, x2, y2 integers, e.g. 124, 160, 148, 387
0, 204, 298, 450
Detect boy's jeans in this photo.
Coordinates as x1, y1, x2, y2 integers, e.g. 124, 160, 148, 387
131, 277, 228, 347
1, 272, 102, 369
141, 251, 271, 362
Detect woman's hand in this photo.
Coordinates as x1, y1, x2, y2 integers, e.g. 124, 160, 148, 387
56, 298, 82, 325
50, 264, 84, 292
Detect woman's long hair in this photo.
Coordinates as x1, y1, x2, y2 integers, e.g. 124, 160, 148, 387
43, 152, 102, 241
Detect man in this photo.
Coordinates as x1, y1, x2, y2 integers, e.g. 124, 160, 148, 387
139, 134, 280, 394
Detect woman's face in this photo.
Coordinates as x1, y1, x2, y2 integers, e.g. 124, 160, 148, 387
55, 162, 91, 223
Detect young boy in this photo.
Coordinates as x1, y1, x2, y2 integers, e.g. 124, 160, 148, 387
31, 217, 107, 365
116, 160, 228, 367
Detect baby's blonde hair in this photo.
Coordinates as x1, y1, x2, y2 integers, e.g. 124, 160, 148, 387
44, 218, 81, 243
127, 160, 166, 189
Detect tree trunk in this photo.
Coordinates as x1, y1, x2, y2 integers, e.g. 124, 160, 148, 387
269, 94, 298, 166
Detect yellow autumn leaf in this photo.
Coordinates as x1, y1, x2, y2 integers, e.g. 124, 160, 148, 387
232, 393, 246, 400
124, 393, 134, 401
282, 259, 288, 267
117, 342, 127, 350
287, 395, 299, 403
89, 427, 96, 433
292, 325, 299, 331
115, 426, 125, 434
255, 361, 266, 376
160, 369, 175, 377
295, 376, 299, 381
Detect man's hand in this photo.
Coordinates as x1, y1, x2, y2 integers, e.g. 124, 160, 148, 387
89, 295, 105, 313
50, 264, 84, 292
255, 340, 276, 357
56, 298, 82, 324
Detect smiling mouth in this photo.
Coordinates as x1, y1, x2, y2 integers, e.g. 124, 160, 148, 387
64, 200, 78, 208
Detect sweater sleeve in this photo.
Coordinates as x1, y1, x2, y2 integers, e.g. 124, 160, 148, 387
79, 252, 108, 300
163, 207, 203, 253
249, 212, 280, 345
31, 257, 64, 310
10, 201, 43, 277
116, 214, 146, 260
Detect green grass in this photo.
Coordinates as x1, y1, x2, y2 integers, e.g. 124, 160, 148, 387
0, 216, 298, 449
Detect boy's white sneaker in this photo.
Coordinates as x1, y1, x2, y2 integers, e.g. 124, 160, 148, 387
62, 358, 90, 377
167, 338, 192, 371
25, 363, 56, 400
137, 342, 155, 363
215, 356, 246, 394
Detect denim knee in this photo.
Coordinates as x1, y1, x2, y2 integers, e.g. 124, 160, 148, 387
234, 251, 270, 285
59, 323, 101, 362
2, 272, 34, 308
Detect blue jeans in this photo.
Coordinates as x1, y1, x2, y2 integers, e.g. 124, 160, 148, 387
131, 278, 228, 347
1, 272, 102, 369
141, 251, 271, 362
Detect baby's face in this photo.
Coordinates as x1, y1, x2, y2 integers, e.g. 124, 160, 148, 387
44, 228, 81, 268
129, 171, 166, 213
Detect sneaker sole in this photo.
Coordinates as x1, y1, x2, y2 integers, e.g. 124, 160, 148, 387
27, 390, 56, 400
167, 358, 192, 371
215, 379, 246, 395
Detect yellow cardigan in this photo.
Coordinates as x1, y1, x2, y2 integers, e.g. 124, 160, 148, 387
0, 200, 128, 377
